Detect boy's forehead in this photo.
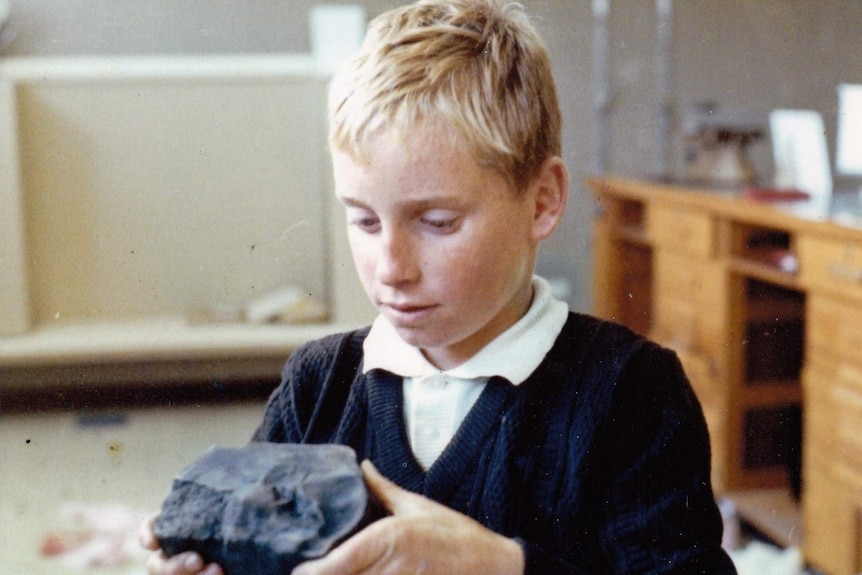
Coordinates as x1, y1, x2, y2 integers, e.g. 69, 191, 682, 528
332, 132, 506, 205
412, 121, 464, 149
336, 115, 470, 155
334, 127, 462, 172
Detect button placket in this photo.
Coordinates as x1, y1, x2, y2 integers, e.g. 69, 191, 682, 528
411, 374, 455, 468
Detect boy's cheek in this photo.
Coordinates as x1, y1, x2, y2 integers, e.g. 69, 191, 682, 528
350, 258, 377, 296
346, 240, 373, 271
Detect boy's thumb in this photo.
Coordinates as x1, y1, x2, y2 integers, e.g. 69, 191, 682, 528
361, 460, 426, 516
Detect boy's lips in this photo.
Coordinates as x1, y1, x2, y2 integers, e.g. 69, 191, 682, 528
380, 301, 438, 324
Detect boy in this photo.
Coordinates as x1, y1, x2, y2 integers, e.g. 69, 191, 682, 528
142, 0, 737, 573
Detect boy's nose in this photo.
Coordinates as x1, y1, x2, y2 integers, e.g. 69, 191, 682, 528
376, 231, 420, 287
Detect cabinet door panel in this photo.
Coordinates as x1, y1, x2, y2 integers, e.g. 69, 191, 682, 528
834, 368, 862, 475
804, 354, 862, 575
808, 295, 862, 363
803, 465, 860, 575
802, 362, 837, 461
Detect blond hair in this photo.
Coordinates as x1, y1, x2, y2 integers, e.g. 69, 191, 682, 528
328, 0, 561, 193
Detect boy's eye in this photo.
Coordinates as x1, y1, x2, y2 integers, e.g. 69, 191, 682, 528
420, 210, 459, 231
347, 209, 380, 232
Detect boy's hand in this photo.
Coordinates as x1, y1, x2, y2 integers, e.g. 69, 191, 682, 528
291, 460, 525, 575
138, 514, 223, 575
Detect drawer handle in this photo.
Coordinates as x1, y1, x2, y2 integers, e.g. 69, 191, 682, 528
828, 263, 862, 283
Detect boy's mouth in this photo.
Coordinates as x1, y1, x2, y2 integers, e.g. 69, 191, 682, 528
380, 302, 437, 323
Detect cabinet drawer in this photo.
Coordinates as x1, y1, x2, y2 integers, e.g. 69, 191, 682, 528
799, 235, 862, 301
834, 369, 862, 474
675, 346, 723, 411
802, 364, 836, 457
803, 465, 862, 575
653, 252, 725, 353
647, 203, 715, 257
807, 295, 862, 363
655, 251, 709, 296
804, 357, 862, 478
701, 404, 727, 491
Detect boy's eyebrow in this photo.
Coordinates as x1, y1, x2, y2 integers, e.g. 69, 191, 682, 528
338, 196, 369, 208
338, 194, 471, 211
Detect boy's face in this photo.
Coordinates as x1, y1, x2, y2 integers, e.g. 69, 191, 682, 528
333, 128, 542, 370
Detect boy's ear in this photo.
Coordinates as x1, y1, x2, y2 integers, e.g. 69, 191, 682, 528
529, 156, 569, 241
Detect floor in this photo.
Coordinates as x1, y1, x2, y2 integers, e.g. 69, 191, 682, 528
0, 401, 827, 575
1, 402, 266, 575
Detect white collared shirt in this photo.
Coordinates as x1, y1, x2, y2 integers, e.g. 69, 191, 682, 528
362, 276, 569, 469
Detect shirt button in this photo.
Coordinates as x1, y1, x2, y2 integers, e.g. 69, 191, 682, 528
418, 427, 441, 441
429, 378, 446, 389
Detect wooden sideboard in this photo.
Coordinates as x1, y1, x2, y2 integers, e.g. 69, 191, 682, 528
590, 177, 862, 575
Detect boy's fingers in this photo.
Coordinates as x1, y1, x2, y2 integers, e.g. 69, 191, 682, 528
178, 553, 205, 573
200, 563, 224, 575
145, 550, 214, 575
292, 532, 380, 575
138, 514, 159, 550
140, 515, 220, 575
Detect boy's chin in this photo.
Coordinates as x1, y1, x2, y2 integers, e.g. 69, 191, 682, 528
390, 325, 436, 348
390, 325, 449, 353
391, 326, 480, 368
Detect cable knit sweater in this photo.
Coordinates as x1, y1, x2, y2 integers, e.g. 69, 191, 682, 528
252, 312, 737, 574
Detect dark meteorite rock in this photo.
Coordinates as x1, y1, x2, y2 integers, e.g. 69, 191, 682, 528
153, 443, 372, 575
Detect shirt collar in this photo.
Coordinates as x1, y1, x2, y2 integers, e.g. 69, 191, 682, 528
362, 276, 569, 385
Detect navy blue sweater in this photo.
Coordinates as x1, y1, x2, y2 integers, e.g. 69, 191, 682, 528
253, 313, 737, 574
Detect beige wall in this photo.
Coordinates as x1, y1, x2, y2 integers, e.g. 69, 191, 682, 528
4, 0, 861, 311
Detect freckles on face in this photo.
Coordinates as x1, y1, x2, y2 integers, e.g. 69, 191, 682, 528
332, 131, 538, 366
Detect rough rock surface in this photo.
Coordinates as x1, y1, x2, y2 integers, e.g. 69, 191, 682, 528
153, 443, 371, 575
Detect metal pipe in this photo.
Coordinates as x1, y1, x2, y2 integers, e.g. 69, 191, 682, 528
592, 0, 611, 175
656, 0, 673, 178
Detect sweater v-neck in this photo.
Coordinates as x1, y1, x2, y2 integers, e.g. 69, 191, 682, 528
365, 368, 513, 503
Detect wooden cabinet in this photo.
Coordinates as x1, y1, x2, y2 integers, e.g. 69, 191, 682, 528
798, 223, 862, 575
802, 295, 862, 575
591, 177, 862, 574
592, 179, 801, 493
